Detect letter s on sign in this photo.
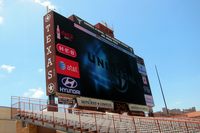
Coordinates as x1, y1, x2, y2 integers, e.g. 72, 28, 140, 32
48, 70, 53, 79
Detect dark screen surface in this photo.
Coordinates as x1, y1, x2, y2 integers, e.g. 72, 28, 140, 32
53, 12, 146, 105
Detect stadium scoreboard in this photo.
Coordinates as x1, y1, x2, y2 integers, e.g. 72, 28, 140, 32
44, 11, 154, 111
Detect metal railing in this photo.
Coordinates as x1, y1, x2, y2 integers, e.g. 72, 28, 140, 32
11, 96, 200, 133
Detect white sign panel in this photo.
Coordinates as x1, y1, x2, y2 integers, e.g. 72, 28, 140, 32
77, 97, 114, 109
145, 94, 154, 107
128, 103, 149, 112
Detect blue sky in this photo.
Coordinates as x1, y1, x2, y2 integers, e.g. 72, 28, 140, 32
0, 0, 200, 112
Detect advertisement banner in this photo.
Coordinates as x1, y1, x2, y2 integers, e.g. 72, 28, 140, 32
128, 104, 149, 112
145, 94, 154, 107
57, 74, 81, 95
56, 55, 80, 78
136, 56, 154, 106
137, 63, 147, 75
77, 97, 114, 109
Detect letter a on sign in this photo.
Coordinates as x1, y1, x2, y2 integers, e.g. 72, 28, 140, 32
47, 58, 53, 68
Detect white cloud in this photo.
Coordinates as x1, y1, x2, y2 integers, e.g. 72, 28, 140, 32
0, 64, 15, 73
0, 0, 3, 7
23, 87, 45, 98
0, 0, 4, 25
33, 0, 56, 10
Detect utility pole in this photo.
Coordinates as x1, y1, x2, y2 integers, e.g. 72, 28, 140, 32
46, 6, 50, 13
155, 65, 169, 115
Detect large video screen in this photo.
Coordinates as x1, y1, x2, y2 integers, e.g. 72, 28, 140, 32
44, 11, 147, 105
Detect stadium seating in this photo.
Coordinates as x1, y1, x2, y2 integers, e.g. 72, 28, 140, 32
11, 96, 200, 133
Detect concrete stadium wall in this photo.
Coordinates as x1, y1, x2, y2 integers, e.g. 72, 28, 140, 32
0, 106, 64, 133
16, 120, 64, 133
0, 106, 16, 133
0, 106, 12, 119
0, 119, 16, 133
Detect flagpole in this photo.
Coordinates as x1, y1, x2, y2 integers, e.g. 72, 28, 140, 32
155, 65, 169, 115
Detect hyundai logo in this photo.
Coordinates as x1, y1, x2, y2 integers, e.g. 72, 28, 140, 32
61, 77, 78, 88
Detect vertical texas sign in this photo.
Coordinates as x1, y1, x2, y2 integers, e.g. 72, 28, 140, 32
44, 12, 57, 95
